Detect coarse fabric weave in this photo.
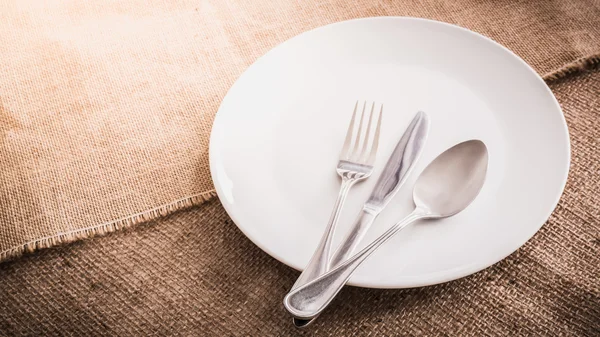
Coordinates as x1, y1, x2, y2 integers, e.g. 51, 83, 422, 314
1, 68, 599, 336
1, 0, 600, 261
1, 0, 599, 335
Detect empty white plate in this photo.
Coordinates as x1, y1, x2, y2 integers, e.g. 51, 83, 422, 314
209, 17, 570, 288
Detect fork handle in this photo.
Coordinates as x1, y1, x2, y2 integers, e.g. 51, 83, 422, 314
291, 176, 357, 290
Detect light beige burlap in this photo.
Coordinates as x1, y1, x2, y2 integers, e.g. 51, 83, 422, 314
1, 0, 599, 261
1, 64, 599, 336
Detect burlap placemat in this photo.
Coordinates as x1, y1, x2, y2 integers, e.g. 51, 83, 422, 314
0, 61, 598, 335
1, 0, 600, 262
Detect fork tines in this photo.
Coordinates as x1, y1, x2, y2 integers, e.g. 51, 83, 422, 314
340, 101, 383, 165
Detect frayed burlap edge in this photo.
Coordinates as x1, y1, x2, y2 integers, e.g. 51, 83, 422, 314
542, 53, 600, 82
1, 54, 600, 264
0, 190, 218, 263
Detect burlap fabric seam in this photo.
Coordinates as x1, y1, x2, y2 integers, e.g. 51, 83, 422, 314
1, 53, 598, 263
0, 191, 216, 261
542, 53, 600, 82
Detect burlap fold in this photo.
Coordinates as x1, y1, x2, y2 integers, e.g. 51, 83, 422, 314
1, 0, 600, 262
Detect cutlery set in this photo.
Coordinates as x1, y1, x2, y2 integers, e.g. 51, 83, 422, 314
283, 102, 489, 327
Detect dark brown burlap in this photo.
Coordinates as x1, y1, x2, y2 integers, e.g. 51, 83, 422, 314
1, 68, 598, 335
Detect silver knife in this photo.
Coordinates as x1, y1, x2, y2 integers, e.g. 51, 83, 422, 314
329, 110, 429, 268
291, 111, 429, 327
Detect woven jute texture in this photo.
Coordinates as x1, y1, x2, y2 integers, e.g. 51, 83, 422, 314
1, 0, 600, 262
1, 68, 599, 335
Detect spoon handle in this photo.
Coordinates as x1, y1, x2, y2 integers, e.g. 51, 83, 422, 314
284, 209, 428, 319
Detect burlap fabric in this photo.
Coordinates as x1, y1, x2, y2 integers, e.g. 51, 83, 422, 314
1, 0, 599, 335
1, 65, 599, 336
1, 0, 600, 261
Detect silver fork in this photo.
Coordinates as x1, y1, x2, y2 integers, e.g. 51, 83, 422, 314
291, 101, 382, 291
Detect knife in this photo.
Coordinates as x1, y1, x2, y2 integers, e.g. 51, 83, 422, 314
328, 111, 429, 268
290, 111, 429, 327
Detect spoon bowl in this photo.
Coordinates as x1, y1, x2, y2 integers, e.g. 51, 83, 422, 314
414, 139, 488, 217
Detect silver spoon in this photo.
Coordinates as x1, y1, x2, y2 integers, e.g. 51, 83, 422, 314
284, 139, 489, 322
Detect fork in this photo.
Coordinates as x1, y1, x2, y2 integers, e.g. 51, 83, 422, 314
291, 101, 382, 291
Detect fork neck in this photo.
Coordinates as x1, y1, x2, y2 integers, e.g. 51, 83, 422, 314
336, 165, 371, 183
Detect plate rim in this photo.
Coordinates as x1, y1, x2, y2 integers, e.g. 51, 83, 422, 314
208, 16, 571, 289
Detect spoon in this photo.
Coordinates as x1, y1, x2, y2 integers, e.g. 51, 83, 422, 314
284, 139, 488, 322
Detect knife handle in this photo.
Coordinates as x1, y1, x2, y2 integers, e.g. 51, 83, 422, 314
328, 208, 377, 269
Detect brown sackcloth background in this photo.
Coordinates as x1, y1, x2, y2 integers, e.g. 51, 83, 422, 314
1, 0, 600, 336
1, 68, 599, 336
1, 0, 600, 261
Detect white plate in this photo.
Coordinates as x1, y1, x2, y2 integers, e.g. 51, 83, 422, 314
209, 17, 569, 288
